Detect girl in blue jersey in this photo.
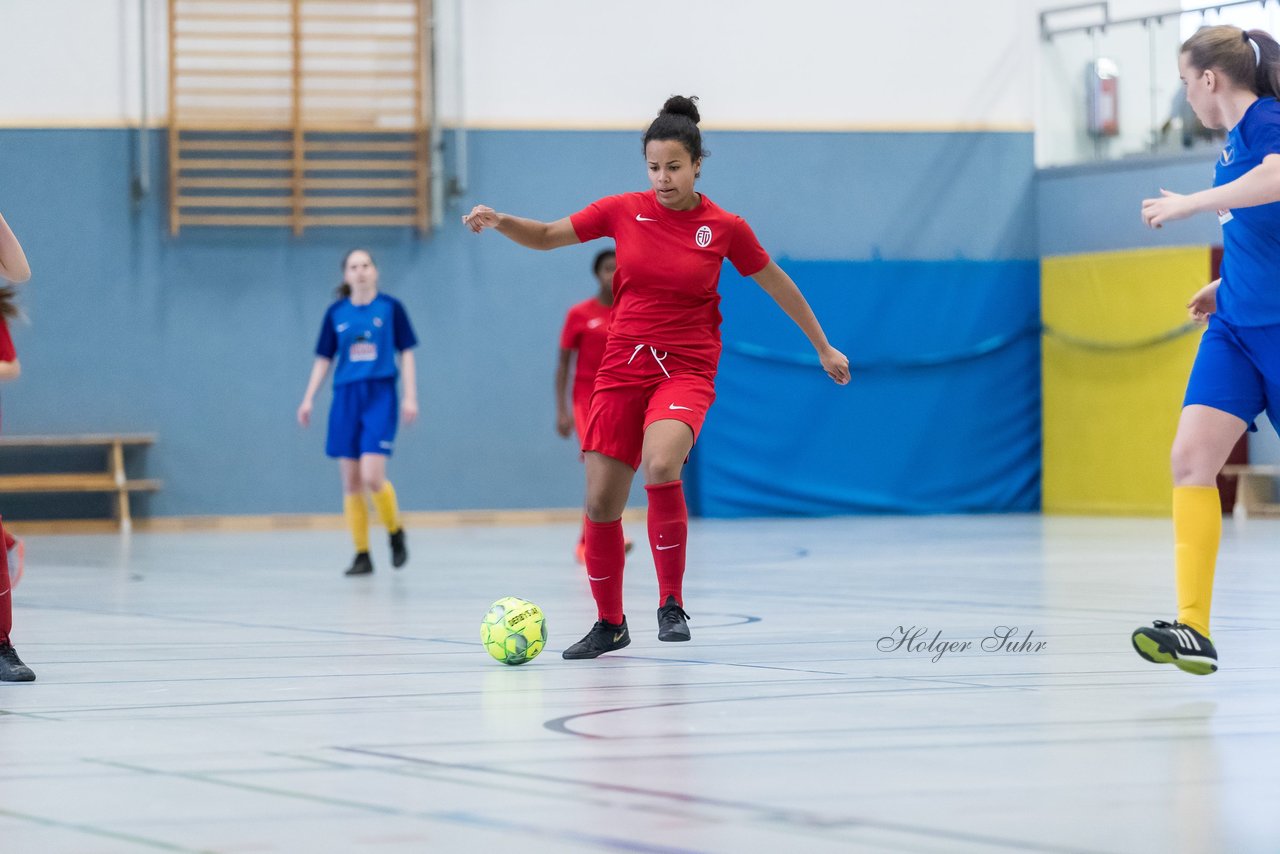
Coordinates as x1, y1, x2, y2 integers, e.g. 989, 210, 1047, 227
298, 249, 419, 576
1134, 25, 1280, 675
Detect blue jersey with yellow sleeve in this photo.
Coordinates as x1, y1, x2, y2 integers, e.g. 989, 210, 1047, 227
315, 294, 418, 386
1215, 97, 1280, 327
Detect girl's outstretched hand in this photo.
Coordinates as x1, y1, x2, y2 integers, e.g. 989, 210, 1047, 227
820, 345, 851, 385
463, 205, 500, 233
1141, 189, 1198, 228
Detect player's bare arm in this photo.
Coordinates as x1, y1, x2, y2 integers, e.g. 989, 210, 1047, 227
462, 206, 580, 250
0, 213, 31, 284
750, 260, 851, 385
1143, 154, 1280, 228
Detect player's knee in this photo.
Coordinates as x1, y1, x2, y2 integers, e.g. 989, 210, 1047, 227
1170, 441, 1213, 485
584, 493, 623, 522
362, 475, 384, 493
642, 455, 682, 485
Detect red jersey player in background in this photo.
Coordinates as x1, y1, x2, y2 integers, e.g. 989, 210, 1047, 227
466, 96, 850, 660
0, 210, 35, 682
555, 248, 632, 563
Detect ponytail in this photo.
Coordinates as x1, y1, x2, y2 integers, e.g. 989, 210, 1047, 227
0, 286, 18, 320
1249, 29, 1280, 99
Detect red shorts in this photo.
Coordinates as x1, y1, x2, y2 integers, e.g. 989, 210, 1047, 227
582, 339, 718, 470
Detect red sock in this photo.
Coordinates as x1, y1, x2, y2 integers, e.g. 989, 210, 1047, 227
2, 529, 13, 552
579, 513, 587, 546
0, 521, 11, 644
583, 517, 625, 624
646, 480, 688, 607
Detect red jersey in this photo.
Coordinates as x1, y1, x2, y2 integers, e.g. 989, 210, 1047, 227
0, 318, 13, 433
0, 318, 13, 363
559, 297, 611, 396
569, 191, 770, 355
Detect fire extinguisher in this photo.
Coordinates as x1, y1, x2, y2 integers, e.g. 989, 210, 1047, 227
1087, 58, 1119, 137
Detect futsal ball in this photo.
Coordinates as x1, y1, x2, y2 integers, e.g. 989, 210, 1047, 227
481, 597, 547, 665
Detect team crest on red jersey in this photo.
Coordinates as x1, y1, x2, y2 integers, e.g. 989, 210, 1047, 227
695, 225, 712, 247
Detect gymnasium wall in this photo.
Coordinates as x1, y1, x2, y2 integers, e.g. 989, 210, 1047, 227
0, 2, 1041, 518
3, 0, 1044, 129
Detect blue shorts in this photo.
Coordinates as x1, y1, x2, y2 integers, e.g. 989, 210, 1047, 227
326, 377, 399, 458
1183, 316, 1280, 433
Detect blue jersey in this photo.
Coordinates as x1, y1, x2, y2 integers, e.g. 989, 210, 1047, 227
315, 294, 418, 386
1215, 97, 1280, 326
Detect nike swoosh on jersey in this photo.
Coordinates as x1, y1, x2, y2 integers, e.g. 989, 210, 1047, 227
668, 403, 694, 411
635, 214, 657, 222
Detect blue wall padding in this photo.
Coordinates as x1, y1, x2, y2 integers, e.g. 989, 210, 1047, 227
691, 259, 1041, 517
0, 128, 1034, 516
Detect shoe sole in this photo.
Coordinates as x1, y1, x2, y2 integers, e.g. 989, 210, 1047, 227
0, 670, 36, 682
344, 568, 373, 576
658, 631, 690, 642
562, 636, 630, 660
1132, 632, 1218, 675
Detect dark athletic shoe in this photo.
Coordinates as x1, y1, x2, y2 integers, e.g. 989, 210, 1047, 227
1132, 619, 1218, 675
389, 529, 408, 568
562, 618, 630, 660
657, 595, 691, 642
0, 643, 36, 682
344, 552, 374, 576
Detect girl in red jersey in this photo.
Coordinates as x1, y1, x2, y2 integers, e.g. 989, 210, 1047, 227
466, 96, 850, 659
0, 210, 35, 682
555, 248, 631, 563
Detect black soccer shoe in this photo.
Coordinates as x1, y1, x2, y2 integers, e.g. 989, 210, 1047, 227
562, 618, 630, 660
657, 595, 691, 642
344, 551, 374, 576
1132, 619, 1218, 675
389, 529, 408, 569
0, 643, 36, 682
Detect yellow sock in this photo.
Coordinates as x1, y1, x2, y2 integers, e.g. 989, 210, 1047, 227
370, 481, 401, 534
1173, 485, 1221, 636
344, 493, 370, 552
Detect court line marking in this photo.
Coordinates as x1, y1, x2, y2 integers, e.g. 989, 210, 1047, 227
336, 747, 1110, 854
82, 759, 706, 854
0, 806, 211, 853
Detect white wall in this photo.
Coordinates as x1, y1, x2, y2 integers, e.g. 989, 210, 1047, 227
442, 0, 1039, 128
1036, 1, 1187, 166
0, 0, 165, 126
2, 0, 1045, 129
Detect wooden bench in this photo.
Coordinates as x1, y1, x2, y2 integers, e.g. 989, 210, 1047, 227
0, 434, 160, 532
1221, 464, 1280, 520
